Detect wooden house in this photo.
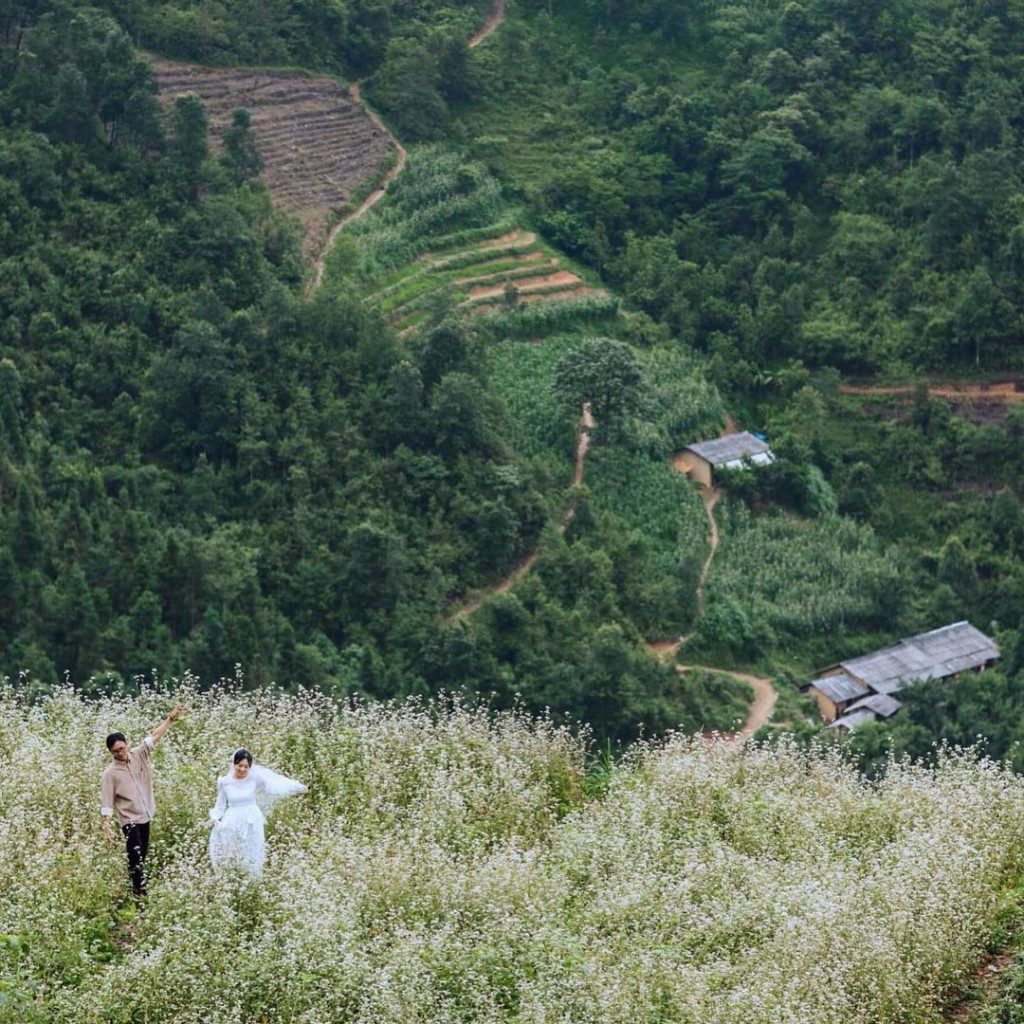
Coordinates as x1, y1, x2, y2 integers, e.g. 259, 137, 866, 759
676, 432, 774, 487
806, 671, 868, 723
806, 621, 1000, 728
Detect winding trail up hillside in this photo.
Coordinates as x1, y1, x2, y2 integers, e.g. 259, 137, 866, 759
310, 0, 506, 290
447, 403, 592, 620
649, 414, 779, 739
307, 81, 407, 293
647, 485, 721, 657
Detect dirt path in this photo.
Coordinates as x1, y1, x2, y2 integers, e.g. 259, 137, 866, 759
944, 951, 1017, 1023
307, 82, 407, 294
573, 403, 594, 487
678, 665, 779, 739
651, 413, 780, 738
841, 381, 1024, 402
448, 403, 592, 620
655, 410, 737, 660
469, 0, 506, 47
308, 0, 505, 292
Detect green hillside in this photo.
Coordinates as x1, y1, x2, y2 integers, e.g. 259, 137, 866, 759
1, 0, 1022, 745
5, 0, 1024, 1018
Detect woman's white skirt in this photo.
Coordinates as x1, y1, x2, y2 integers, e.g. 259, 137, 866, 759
209, 804, 265, 877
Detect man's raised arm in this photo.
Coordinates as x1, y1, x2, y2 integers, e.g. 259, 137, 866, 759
151, 704, 184, 746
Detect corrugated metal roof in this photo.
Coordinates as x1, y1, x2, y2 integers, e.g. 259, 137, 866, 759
841, 622, 999, 696
828, 709, 877, 731
809, 672, 868, 704
844, 693, 903, 719
685, 431, 773, 466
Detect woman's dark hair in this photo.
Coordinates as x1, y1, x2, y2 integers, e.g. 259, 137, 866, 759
106, 731, 127, 750
233, 748, 254, 766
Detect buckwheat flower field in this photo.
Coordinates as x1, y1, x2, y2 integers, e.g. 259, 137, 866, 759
2, 681, 1024, 1023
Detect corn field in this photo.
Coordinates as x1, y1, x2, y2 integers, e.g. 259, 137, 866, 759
700, 502, 905, 648
340, 145, 507, 277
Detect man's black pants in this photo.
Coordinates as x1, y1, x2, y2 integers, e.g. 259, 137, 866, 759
122, 821, 150, 896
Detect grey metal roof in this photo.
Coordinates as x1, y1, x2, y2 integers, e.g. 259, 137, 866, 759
809, 672, 868, 704
840, 621, 999, 696
685, 431, 772, 466
843, 693, 903, 719
828, 709, 878, 731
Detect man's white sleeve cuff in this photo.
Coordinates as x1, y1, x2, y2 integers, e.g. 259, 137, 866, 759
143, 735, 155, 750
101, 808, 113, 817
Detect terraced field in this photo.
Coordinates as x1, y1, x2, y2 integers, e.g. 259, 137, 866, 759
151, 59, 395, 258
364, 225, 612, 334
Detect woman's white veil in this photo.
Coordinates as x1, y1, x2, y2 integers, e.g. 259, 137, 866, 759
227, 749, 306, 816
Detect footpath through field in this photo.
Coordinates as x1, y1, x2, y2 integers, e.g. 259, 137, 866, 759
649, 413, 778, 738
309, 0, 507, 291
447, 403, 593, 620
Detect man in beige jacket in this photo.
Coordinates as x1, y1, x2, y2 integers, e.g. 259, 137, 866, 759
100, 704, 183, 898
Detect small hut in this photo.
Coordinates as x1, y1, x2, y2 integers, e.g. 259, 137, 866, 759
676, 432, 774, 487
828, 693, 903, 733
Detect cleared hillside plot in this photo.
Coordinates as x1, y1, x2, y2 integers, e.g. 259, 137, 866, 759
325, 145, 617, 335
151, 59, 395, 257
368, 224, 613, 333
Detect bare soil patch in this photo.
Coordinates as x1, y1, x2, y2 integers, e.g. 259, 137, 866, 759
150, 59, 395, 259
454, 257, 559, 287
842, 380, 1024, 425
446, 250, 547, 275
946, 951, 1018, 1022
467, 270, 581, 299
424, 230, 535, 264
470, 286, 599, 316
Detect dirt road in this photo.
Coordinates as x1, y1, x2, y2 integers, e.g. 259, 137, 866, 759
841, 381, 1024, 402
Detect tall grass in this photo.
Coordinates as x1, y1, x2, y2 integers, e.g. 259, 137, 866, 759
3, 684, 1024, 1023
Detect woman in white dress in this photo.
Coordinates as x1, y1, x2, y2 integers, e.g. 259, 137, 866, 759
208, 747, 308, 877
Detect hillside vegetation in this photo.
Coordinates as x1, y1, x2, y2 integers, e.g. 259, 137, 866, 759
4, 688, 1024, 1024
2, 0, 1024, 755
462, 0, 1024, 375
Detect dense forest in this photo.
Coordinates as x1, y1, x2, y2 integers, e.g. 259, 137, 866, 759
1, 0, 1023, 759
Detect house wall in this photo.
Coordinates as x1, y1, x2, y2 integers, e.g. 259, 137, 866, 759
808, 686, 840, 723
676, 452, 712, 487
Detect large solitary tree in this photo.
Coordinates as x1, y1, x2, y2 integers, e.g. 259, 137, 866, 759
551, 337, 644, 428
